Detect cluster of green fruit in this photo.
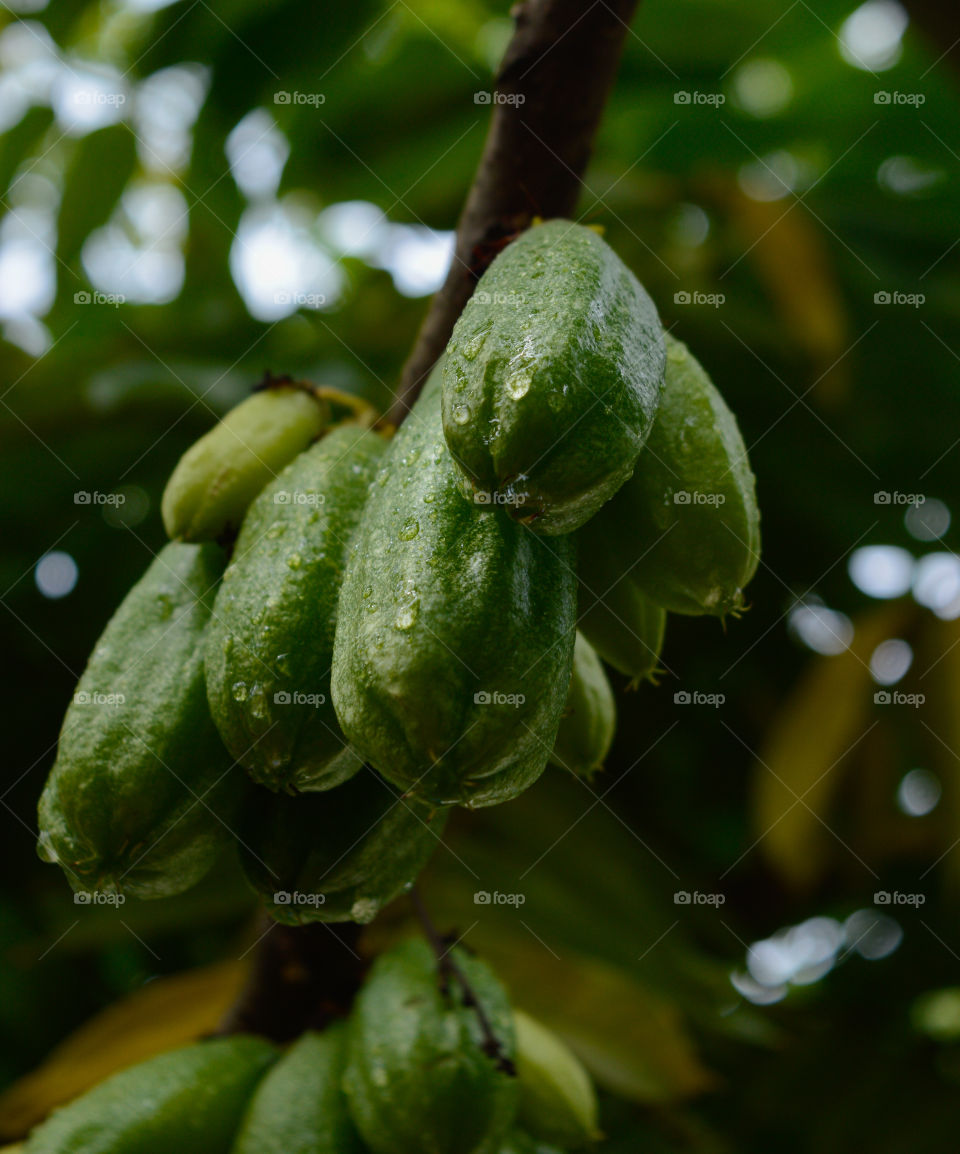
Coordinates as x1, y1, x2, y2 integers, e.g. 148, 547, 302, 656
36, 220, 759, 923
25, 939, 597, 1154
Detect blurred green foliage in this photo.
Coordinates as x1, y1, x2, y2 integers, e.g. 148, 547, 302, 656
2, 0, 960, 1150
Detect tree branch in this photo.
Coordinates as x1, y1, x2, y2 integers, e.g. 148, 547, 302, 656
388, 0, 641, 425
218, 917, 367, 1042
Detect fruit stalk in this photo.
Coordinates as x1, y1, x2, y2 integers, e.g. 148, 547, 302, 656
390, 0, 642, 424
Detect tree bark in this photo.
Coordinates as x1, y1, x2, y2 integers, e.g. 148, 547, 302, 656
388, 0, 641, 425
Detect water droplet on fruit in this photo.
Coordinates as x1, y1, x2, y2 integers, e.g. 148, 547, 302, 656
505, 372, 531, 399
232, 681, 248, 702
452, 402, 471, 425
266, 522, 285, 539
395, 597, 420, 630
275, 652, 292, 676
287, 553, 302, 569
398, 518, 420, 541
463, 331, 486, 360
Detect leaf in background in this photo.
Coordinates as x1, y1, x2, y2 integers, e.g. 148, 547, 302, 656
57, 124, 137, 269
752, 602, 914, 890
0, 960, 246, 1140
0, 108, 54, 202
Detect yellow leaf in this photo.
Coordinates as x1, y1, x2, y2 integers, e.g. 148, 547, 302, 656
0, 960, 247, 1140
753, 602, 914, 890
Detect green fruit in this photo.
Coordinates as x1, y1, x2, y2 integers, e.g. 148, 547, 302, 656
332, 366, 577, 808
233, 1023, 363, 1154
343, 938, 518, 1154
238, 769, 447, 924
205, 425, 388, 793
37, 543, 243, 900
442, 220, 665, 536
25, 1036, 277, 1153
576, 535, 666, 681
549, 633, 616, 779
162, 384, 329, 542
588, 333, 760, 616
513, 1010, 599, 1149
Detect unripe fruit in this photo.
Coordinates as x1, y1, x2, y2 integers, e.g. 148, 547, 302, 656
233, 1024, 364, 1154
442, 220, 665, 535
513, 1010, 599, 1149
24, 1036, 277, 1153
550, 633, 616, 779
587, 334, 760, 616
343, 938, 518, 1154
161, 384, 330, 542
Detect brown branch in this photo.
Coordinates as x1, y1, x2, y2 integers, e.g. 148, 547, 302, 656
411, 888, 516, 1075
217, 916, 367, 1042
388, 0, 642, 426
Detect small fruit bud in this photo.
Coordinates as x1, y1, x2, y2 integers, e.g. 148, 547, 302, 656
514, 1010, 599, 1148
162, 384, 330, 542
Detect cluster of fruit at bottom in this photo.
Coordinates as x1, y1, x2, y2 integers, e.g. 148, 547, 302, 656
24, 940, 598, 1154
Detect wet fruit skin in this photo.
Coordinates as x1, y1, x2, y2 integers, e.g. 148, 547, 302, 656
549, 632, 616, 778
343, 938, 519, 1154
442, 219, 666, 536
232, 1023, 364, 1154
236, 768, 447, 925
37, 542, 244, 901
585, 332, 760, 617
576, 532, 667, 681
331, 364, 577, 809
162, 385, 330, 543
24, 1036, 278, 1154
205, 424, 388, 794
